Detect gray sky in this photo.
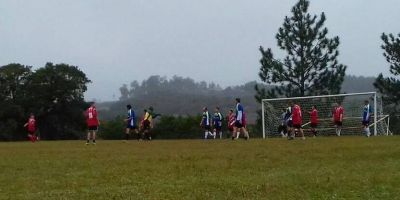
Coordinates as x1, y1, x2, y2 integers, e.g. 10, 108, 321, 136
1, 0, 399, 101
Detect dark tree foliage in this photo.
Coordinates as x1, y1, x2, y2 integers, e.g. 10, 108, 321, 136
374, 33, 400, 133
374, 33, 400, 106
0, 62, 91, 140
256, 0, 346, 101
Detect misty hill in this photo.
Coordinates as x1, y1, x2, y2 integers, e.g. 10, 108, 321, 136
97, 75, 376, 123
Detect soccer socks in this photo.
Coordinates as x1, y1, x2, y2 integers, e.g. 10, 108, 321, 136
219, 132, 222, 139
365, 127, 371, 137
236, 132, 240, 139
204, 132, 208, 139
213, 131, 216, 139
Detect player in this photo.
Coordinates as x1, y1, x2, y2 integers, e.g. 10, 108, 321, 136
213, 107, 223, 139
286, 101, 294, 140
142, 109, 153, 140
125, 104, 140, 141
24, 113, 38, 143
362, 100, 373, 137
309, 105, 319, 137
292, 101, 305, 140
227, 109, 236, 139
234, 98, 249, 140
200, 107, 214, 139
333, 102, 344, 136
86, 102, 99, 145
278, 109, 288, 138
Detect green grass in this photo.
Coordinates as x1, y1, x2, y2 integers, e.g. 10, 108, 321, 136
1, 137, 400, 200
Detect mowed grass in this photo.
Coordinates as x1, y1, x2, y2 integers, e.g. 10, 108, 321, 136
1, 137, 400, 200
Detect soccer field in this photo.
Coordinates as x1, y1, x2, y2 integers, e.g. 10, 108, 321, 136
1, 137, 399, 200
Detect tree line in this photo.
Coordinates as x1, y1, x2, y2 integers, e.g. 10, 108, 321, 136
0, 63, 90, 140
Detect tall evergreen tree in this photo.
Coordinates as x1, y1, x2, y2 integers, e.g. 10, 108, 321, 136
255, 0, 346, 101
374, 33, 400, 108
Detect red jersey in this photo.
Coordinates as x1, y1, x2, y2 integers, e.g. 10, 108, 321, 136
333, 106, 344, 122
292, 104, 302, 125
310, 109, 318, 124
27, 118, 36, 132
228, 113, 235, 129
86, 106, 99, 126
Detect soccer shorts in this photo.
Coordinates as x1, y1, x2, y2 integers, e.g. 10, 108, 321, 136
143, 120, 151, 130
235, 121, 243, 128
334, 121, 343, 126
293, 124, 302, 129
362, 120, 370, 126
278, 125, 287, 133
287, 120, 293, 128
127, 124, 137, 129
203, 125, 211, 131
88, 126, 98, 131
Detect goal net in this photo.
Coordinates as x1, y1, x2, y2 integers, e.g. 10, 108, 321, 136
261, 92, 391, 138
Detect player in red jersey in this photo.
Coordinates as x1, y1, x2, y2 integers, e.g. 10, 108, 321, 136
332, 102, 344, 136
86, 102, 99, 145
227, 109, 236, 139
291, 102, 305, 140
309, 105, 319, 137
24, 113, 37, 143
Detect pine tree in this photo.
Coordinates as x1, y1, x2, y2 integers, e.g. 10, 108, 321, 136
255, 0, 346, 102
374, 33, 400, 107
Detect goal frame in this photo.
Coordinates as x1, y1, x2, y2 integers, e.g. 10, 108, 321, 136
261, 92, 379, 139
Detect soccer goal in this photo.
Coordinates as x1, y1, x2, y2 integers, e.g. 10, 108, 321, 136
261, 92, 392, 138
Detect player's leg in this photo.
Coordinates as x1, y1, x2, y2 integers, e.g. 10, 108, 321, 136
213, 128, 217, 139
86, 130, 91, 144
92, 130, 97, 144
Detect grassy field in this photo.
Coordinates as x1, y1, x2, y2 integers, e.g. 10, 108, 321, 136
1, 137, 400, 200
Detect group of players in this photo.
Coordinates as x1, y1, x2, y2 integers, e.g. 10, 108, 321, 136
23, 98, 374, 143
200, 98, 250, 140
278, 100, 373, 139
85, 102, 159, 144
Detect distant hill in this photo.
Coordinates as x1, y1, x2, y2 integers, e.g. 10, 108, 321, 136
97, 75, 376, 123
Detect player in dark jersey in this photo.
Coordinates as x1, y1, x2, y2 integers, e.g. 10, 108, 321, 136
125, 104, 140, 141
213, 107, 223, 139
362, 100, 373, 137
200, 107, 214, 139
234, 98, 249, 140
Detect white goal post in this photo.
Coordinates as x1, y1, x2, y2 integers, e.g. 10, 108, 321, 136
261, 92, 391, 138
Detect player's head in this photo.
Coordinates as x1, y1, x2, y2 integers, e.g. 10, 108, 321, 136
144, 109, 147, 113
229, 109, 233, 114
312, 105, 317, 110
364, 100, 369, 105
333, 102, 338, 107
149, 106, 154, 111
288, 100, 293, 106
90, 102, 95, 107
30, 113, 35, 118
126, 104, 132, 110
203, 107, 208, 111
215, 106, 220, 112
235, 98, 241, 103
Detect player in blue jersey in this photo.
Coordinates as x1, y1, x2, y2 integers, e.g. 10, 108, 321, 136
362, 100, 373, 137
234, 98, 249, 140
213, 107, 224, 139
125, 104, 140, 141
200, 107, 214, 139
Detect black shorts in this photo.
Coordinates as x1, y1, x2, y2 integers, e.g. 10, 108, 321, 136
278, 125, 287, 133
310, 123, 318, 128
143, 120, 151, 130
127, 124, 137, 130
88, 126, 98, 131
293, 124, 302, 129
203, 125, 211, 131
235, 121, 243, 128
214, 125, 222, 131
334, 121, 342, 126
287, 120, 293, 128
362, 121, 370, 126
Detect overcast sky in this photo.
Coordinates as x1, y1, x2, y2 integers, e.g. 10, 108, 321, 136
1, 0, 399, 101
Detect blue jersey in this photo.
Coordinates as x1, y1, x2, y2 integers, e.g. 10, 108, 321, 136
202, 111, 210, 126
127, 109, 136, 126
363, 104, 372, 121
236, 103, 244, 123
213, 112, 223, 127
